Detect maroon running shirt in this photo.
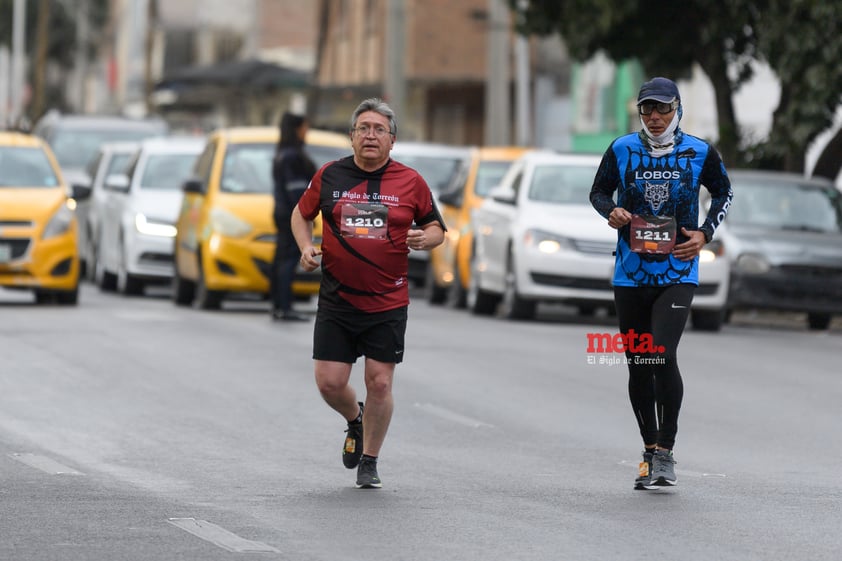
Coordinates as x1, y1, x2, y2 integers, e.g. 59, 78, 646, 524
297, 156, 444, 313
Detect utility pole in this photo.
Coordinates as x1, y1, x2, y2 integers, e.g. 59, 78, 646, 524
10, 0, 26, 126
485, 0, 511, 146
384, 0, 406, 131
75, 0, 91, 112
0, 47, 9, 127
145, 0, 158, 114
513, 0, 530, 146
32, 0, 51, 121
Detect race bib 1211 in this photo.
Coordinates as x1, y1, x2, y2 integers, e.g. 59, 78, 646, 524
630, 214, 676, 254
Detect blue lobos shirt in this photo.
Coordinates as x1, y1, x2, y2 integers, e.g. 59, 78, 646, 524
590, 131, 732, 287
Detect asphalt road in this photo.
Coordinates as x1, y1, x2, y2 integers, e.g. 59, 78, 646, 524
0, 284, 840, 561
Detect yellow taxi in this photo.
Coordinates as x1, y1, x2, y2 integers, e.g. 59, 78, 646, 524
172, 127, 350, 309
429, 146, 531, 306
0, 131, 79, 304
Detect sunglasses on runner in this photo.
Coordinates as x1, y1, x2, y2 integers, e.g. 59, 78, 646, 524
638, 100, 678, 115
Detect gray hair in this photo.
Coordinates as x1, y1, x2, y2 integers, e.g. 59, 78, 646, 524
350, 98, 397, 136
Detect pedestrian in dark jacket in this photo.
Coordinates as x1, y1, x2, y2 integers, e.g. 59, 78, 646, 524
271, 111, 316, 321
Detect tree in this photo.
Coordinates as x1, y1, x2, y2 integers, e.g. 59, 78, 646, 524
509, 0, 842, 178
509, 0, 760, 166
0, 0, 109, 121
749, 0, 842, 177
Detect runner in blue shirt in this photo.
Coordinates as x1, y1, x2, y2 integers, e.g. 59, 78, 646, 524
590, 77, 732, 489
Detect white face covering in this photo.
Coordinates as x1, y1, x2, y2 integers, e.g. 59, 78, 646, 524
639, 110, 680, 157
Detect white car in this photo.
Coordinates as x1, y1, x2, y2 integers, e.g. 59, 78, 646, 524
96, 136, 205, 295
468, 150, 729, 327
469, 151, 609, 319
692, 201, 730, 331
77, 141, 141, 281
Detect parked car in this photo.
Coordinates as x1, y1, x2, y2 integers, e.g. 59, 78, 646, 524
172, 127, 350, 309
469, 151, 608, 319
0, 131, 80, 304
468, 150, 730, 325
94, 136, 205, 295
430, 146, 531, 306
716, 169, 842, 330
32, 111, 169, 274
75, 141, 140, 281
389, 141, 472, 287
689, 235, 730, 331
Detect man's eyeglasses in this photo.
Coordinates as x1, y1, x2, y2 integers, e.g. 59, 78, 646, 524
351, 125, 393, 138
638, 101, 678, 115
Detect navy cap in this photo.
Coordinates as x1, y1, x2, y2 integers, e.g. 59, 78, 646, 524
637, 77, 680, 104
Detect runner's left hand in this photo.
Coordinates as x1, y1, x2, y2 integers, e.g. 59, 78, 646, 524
672, 228, 706, 261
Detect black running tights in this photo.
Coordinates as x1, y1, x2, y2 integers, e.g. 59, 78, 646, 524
613, 284, 694, 450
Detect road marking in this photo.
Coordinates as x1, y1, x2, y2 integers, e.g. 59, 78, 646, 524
619, 459, 727, 478
167, 518, 280, 553
413, 402, 494, 428
10, 453, 83, 475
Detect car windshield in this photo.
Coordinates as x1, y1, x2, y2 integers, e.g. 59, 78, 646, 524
528, 163, 598, 204
475, 160, 515, 198
220, 143, 274, 194
140, 153, 198, 190
307, 145, 350, 168
0, 146, 60, 187
50, 128, 163, 169
392, 154, 463, 194
107, 153, 133, 175
726, 179, 842, 233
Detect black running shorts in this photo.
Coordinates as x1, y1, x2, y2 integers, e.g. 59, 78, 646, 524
313, 306, 408, 364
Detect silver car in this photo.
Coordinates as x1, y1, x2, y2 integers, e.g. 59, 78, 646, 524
719, 170, 842, 329
390, 141, 472, 287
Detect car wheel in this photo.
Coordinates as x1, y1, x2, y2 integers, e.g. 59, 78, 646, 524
447, 261, 468, 309
99, 268, 117, 292
807, 312, 831, 330
55, 287, 79, 306
97, 232, 118, 292
466, 250, 499, 316
425, 263, 448, 305
691, 308, 724, 332
172, 266, 196, 306
195, 263, 223, 310
83, 227, 98, 282
116, 242, 144, 296
499, 253, 536, 320
34, 290, 54, 304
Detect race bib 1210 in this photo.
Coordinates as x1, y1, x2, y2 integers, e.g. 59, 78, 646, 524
340, 203, 389, 239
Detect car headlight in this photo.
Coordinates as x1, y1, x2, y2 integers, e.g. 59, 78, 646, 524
210, 207, 252, 238
699, 248, 716, 263
42, 202, 74, 240
523, 229, 573, 254
736, 252, 770, 274
135, 213, 177, 237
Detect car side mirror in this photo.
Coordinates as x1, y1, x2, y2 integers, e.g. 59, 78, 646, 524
182, 177, 205, 194
104, 173, 130, 193
438, 185, 463, 208
489, 184, 516, 205
70, 184, 91, 201
71, 182, 92, 200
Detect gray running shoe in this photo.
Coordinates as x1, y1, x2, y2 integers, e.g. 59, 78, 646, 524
634, 450, 655, 490
355, 457, 382, 489
342, 402, 364, 469
649, 449, 677, 487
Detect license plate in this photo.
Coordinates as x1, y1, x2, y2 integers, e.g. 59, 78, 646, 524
0, 243, 11, 263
